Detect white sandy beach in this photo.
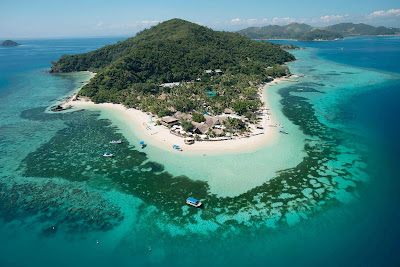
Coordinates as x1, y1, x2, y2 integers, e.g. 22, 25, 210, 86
60, 77, 289, 154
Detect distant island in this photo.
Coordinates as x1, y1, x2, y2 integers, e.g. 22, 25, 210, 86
238, 22, 400, 41
50, 19, 296, 145
1, 40, 21, 47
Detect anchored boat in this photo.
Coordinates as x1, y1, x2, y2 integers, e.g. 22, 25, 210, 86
173, 145, 182, 151
279, 129, 288, 134
140, 141, 145, 148
109, 140, 122, 144
186, 197, 202, 208
103, 152, 114, 157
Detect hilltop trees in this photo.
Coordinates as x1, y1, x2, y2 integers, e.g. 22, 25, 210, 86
50, 19, 295, 119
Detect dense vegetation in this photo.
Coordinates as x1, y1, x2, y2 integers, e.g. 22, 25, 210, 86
298, 29, 343, 41
279, 44, 301, 50
50, 19, 294, 119
238, 23, 313, 40
1, 40, 20, 47
325, 23, 400, 36
238, 22, 400, 41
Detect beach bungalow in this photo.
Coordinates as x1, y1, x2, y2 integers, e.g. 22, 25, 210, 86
212, 128, 224, 136
204, 69, 213, 74
161, 116, 179, 127
214, 69, 223, 74
192, 115, 229, 135
174, 111, 192, 121
193, 123, 210, 135
224, 108, 234, 114
204, 115, 227, 126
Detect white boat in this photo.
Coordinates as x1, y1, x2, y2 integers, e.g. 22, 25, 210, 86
103, 152, 114, 157
109, 140, 122, 144
186, 197, 202, 208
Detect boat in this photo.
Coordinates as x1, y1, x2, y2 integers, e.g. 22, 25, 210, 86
279, 129, 288, 134
103, 152, 114, 157
173, 145, 182, 151
140, 141, 145, 148
109, 140, 122, 144
184, 138, 194, 145
186, 197, 202, 208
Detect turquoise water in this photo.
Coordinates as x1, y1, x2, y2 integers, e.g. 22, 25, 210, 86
1, 37, 400, 266
205, 90, 216, 97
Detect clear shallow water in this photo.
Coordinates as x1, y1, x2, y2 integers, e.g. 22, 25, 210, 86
0, 37, 399, 266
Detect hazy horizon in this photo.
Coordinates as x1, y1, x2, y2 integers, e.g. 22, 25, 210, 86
1, 0, 399, 39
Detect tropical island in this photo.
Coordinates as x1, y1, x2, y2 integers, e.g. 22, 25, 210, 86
238, 22, 400, 41
50, 19, 297, 150
1, 40, 21, 47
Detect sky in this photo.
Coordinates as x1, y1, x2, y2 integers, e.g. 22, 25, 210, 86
1, 0, 399, 38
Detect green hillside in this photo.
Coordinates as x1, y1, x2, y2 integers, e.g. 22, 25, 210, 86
299, 29, 343, 41
324, 23, 400, 36
238, 22, 400, 40
50, 19, 295, 120
237, 23, 313, 40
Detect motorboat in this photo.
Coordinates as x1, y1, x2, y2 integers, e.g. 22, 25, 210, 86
109, 140, 122, 144
103, 152, 114, 157
279, 129, 288, 134
173, 145, 182, 151
186, 197, 202, 208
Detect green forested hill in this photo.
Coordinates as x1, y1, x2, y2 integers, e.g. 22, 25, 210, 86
324, 23, 400, 36
298, 29, 343, 41
237, 23, 313, 40
50, 19, 294, 119
51, 19, 294, 76
238, 23, 342, 40
238, 22, 399, 40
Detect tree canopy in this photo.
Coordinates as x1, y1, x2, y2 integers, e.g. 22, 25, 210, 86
50, 18, 295, 119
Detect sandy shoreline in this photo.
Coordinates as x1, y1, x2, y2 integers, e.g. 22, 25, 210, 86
58, 76, 291, 154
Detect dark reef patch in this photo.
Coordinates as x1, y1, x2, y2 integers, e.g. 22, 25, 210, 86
0, 178, 123, 235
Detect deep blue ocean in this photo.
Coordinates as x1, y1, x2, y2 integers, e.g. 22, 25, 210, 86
0, 36, 399, 266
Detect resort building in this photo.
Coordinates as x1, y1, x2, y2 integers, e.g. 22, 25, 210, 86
174, 111, 193, 121
161, 116, 179, 126
224, 108, 234, 114
192, 115, 227, 135
192, 122, 210, 135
